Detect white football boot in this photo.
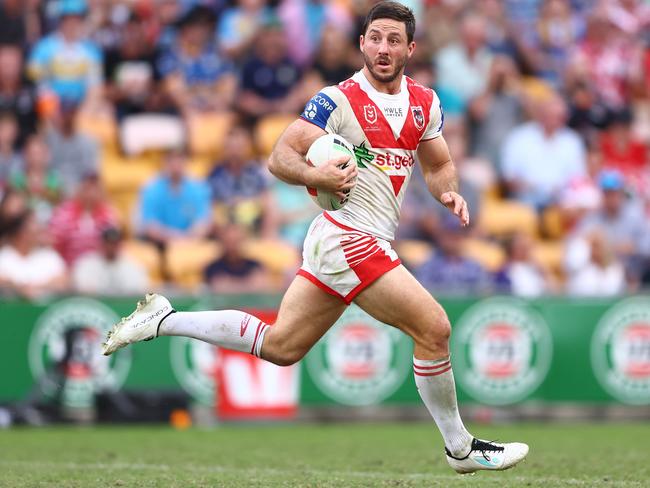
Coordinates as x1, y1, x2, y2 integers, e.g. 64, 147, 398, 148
446, 438, 529, 474
101, 293, 175, 356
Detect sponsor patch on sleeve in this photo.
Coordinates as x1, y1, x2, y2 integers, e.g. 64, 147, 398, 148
301, 92, 337, 130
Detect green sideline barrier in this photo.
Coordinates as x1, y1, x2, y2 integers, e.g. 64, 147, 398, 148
1, 295, 649, 407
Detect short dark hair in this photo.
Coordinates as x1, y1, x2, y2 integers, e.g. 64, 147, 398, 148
361, 1, 416, 44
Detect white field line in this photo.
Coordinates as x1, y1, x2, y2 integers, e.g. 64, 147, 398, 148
0, 460, 641, 486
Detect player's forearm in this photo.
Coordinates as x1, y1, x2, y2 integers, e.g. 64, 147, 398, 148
268, 144, 314, 187
424, 159, 459, 203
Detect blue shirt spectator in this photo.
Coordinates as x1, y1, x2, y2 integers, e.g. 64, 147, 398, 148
140, 150, 212, 241
217, 3, 273, 59
415, 219, 493, 295
28, 3, 102, 104
157, 5, 235, 113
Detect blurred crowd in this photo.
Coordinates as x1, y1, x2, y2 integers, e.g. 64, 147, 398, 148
0, 0, 649, 300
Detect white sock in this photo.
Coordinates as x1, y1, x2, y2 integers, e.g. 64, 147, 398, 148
413, 356, 473, 457
159, 310, 270, 358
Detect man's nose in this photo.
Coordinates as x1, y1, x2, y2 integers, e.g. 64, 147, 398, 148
378, 38, 389, 54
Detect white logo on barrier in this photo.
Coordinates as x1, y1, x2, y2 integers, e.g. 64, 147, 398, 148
305, 304, 412, 406
28, 298, 131, 396
452, 297, 553, 405
591, 297, 650, 405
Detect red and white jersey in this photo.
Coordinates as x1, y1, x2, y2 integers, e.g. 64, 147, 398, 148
301, 71, 444, 240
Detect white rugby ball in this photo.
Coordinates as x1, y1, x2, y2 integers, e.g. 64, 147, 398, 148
305, 133, 357, 211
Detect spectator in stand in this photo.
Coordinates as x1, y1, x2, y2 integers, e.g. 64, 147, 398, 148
139, 148, 212, 246
10, 135, 62, 225
501, 92, 587, 210
104, 12, 170, 122
567, 12, 635, 111
27, 0, 103, 108
204, 223, 271, 294
567, 80, 613, 145
566, 170, 648, 282
599, 109, 649, 195
0, 0, 30, 47
46, 99, 99, 196
0, 113, 22, 191
415, 217, 493, 295
533, 0, 585, 87
278, 0, 353, 67
157, 5, 236, 116
0, 209, 67, 300
566, 228, 626, 296
207, 124, 274, 236
0, 189, 28, 243
495, 232, 555, 297
308, 26, 357, 87
217, 0, 273, 61
434, 13, 493, 108
73, 226, 149, 296
237, 18, 305, 122
468, 55, 524, 171
0, 44, 38, 147
49, 172, 119, 265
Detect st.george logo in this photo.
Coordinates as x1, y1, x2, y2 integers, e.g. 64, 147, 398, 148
411, 106, 425, 130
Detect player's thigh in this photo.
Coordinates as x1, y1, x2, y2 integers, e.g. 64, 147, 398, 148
263, 275, 347, 364
352, 264, 450, 347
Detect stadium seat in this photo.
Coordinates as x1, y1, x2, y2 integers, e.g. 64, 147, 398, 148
242, 238, 300, 284
478, 200, 539, 239
541, 206, 565, 240
188, 112, 233, 158
120, 114, 186, 156
77, 111, 118, 151
166, 239, 223, 289
101, 154, 159, 194
532, 240, 565, 280
254, 114, 296, 156
462, 238, 506, 272
394, 239, 433, 268
122, 239, 163, 284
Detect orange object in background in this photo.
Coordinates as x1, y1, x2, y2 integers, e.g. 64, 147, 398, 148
36, 90, 59, 120
170, 409, 192, 430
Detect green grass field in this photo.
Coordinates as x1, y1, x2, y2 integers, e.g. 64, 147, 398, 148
1, 422, 649, 487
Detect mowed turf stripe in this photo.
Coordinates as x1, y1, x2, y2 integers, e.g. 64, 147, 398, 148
0, 460, 642, 487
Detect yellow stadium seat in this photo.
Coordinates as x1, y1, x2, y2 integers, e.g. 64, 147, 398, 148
541, 205, 565, 240
166, 239, 222, 289
254, 114, 295, 156
241, 239, 300, 275
77, 111, 118, 150
394, 239, 433, 268
478, 199, 539, 238
101, 154, 158, 193
188, 112, 233, 158
532, 240, 565, 278
122, 239, 163, 284
462, 238, 506, 272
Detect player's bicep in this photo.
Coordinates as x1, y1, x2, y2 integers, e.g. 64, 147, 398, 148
274, 118, 327, 157
417, 135, 452, 177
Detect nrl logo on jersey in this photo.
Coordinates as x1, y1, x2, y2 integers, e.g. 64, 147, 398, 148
411, 106, 425, 130
363, 105, 378, 125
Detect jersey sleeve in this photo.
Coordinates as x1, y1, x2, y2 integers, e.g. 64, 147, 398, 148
300, 86, 342, 133
421, 91, 444, 140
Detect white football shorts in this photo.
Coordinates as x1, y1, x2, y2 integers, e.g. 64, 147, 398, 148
297, 212, 401, 304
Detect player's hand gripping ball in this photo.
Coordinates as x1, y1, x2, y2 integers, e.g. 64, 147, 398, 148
305, 134, 357, 211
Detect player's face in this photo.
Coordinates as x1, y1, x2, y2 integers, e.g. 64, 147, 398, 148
361, 19, 415, 84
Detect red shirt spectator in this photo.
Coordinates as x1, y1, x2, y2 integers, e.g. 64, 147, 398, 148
49, 173, 118, 265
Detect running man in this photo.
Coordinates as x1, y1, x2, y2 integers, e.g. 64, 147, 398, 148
103, 1, 528, 474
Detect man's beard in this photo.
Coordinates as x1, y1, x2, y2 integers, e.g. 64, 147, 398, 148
362, 51, 408, 83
